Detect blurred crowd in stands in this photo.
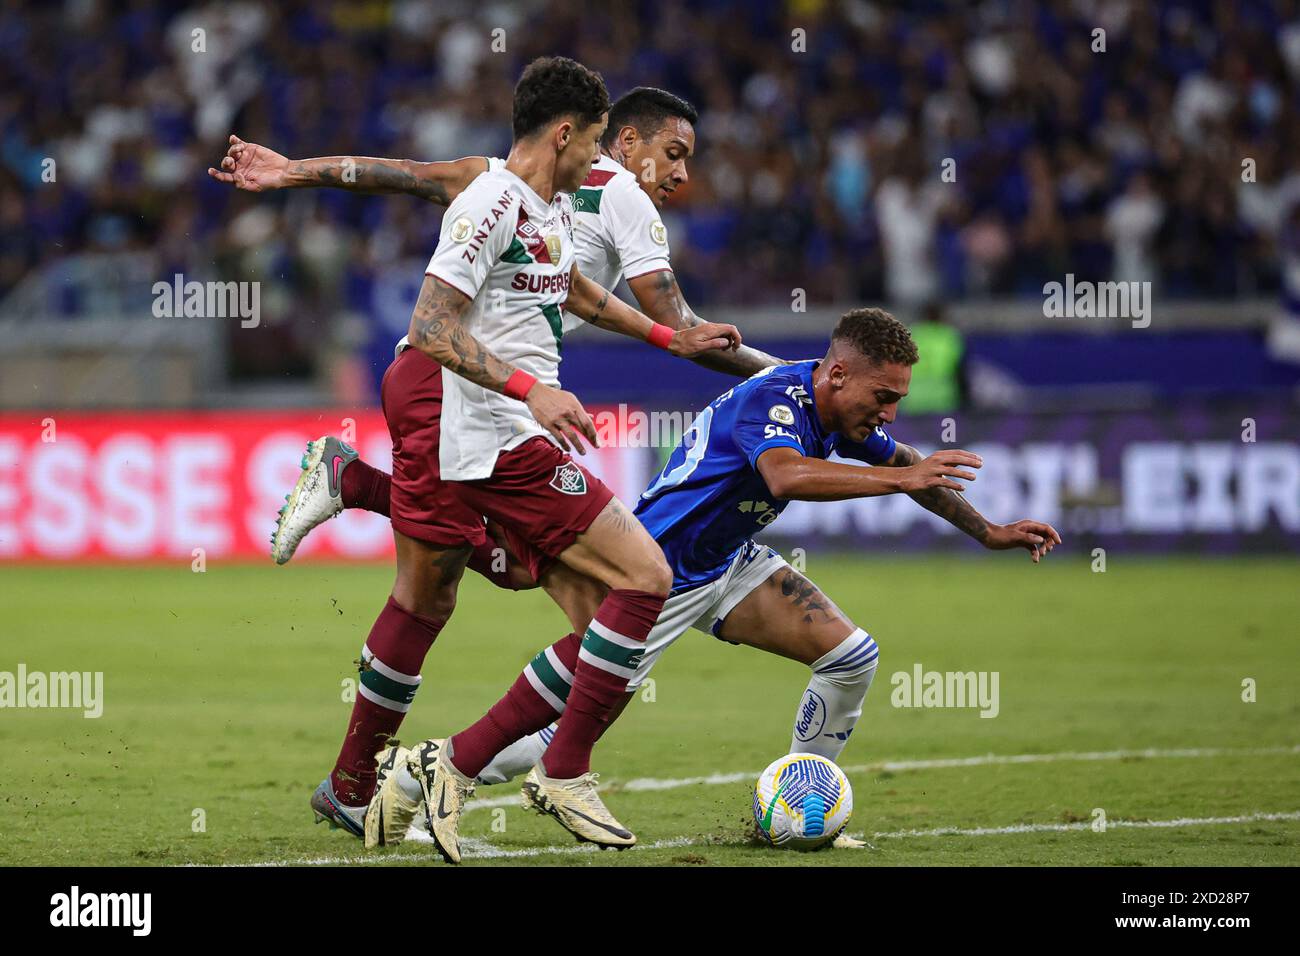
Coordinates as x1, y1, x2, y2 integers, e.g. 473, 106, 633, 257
3, 0, 1300, 378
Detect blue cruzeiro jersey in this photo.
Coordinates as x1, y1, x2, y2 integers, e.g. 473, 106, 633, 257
634, 360, 896, 592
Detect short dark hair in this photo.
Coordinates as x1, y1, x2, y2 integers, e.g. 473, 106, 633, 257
831, 308, 919, 366
602, 87, 699, 147
512, 56, 610, 140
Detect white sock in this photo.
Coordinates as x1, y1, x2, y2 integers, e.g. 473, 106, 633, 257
476, 724, 556, 786
789, 628, 878, 761
394, 762, 422, 801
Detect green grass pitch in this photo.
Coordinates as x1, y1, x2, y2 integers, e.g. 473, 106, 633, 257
2, 556, 1297, 866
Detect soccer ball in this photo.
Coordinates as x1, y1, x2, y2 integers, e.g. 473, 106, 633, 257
752, 753, 853, 850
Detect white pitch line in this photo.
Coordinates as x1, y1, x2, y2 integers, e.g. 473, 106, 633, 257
224, 810, 1300, 866
191, 743, 1300, 866
459, 743, 1300, 812
872, 810, 1300, 839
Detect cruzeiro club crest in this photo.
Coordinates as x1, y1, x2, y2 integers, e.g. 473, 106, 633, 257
549, 461, 588, 496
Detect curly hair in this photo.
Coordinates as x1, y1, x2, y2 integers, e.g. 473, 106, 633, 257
513, 56, 610, 140
831, 307, 919, 366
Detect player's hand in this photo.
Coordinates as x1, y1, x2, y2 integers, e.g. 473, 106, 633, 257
207, 135, 291, 192
984, 519, 1062, 563
668, 322, 742, 357
524, 382, 599, 455
897, 450, 982, 492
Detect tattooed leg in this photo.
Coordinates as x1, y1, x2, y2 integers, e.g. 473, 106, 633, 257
718, 565, 876, 761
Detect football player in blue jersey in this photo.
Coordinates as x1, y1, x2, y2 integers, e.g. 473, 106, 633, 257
371, 307, 1059, 851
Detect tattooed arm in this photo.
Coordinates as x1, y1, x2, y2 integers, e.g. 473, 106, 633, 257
408, 275, 598, 453
882, 441, 991, 541
627, 269, 789, 377
408, 275, 514, 390
565, 265, 744, 359
207, 135, 487, 206
884, 442, 1062, 560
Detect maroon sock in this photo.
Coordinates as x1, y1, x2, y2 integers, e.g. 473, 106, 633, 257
447, 632, 581, 778
329, 596, 445, 805
339, 458, 392, 517
542, 589, 664, 779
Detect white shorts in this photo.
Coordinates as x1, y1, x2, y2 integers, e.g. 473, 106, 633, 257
626, 541, 789, 689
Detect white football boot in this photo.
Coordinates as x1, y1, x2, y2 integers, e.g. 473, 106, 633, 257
364, 743, 423, 848
519, 766, 636, 850
411, 739, 476, 864
271, 436, 356, 564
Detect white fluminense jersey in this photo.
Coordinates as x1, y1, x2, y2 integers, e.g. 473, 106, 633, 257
475, 155, 672, 333
417, 166, 578, 481
566, 153, 672, 332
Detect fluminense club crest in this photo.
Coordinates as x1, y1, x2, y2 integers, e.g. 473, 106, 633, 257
549, 461, 588, 496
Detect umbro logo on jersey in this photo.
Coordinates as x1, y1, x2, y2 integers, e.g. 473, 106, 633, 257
550, 462, 588, 496
512, 208, 564, 265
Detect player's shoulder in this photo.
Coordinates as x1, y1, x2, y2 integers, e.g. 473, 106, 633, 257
586, 157, 655, 210
734, 361, 817, 419
441, 169, 523, 247
450, 166, 524, 214
740, 360, 816, 396
582, 154, 635, 191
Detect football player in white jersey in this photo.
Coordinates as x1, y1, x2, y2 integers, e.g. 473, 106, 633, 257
212, 86, 788, 640
214, 57, 745, 860
209, 87, 783, 385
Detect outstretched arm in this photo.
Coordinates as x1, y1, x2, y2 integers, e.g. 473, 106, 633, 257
207, 135, 488, 206
755, 445, 980, 502
627, 269, 789, 377
565, 265, 744, 359
408, 275, 598, 453
884, 442, 1061, 561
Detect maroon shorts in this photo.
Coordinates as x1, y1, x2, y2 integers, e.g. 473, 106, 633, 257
381, 348, 488, 548
382, 348, 612, 561
456, 437, 613, 573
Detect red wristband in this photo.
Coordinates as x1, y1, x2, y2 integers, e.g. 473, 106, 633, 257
647, 323, 675, 350
504, 369, 537, 401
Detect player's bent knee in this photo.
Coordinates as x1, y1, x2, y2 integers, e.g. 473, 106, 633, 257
390, 571, 458, 622
596, 538, 671, 595
626, 551, 672, 597
811, 627, 879, 683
